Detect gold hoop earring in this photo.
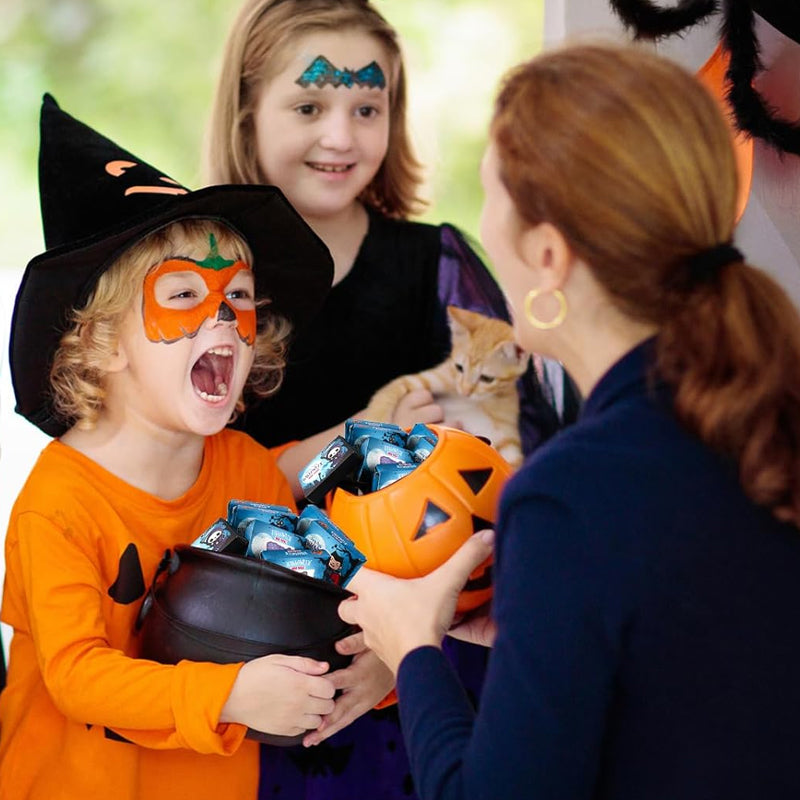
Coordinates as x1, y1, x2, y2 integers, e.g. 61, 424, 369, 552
524, 289, 567, 330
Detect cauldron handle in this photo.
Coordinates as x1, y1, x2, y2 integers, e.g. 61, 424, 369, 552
134, 549, 181, 632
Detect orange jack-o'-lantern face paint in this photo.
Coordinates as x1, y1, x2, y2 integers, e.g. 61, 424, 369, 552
142, 235, 257, 345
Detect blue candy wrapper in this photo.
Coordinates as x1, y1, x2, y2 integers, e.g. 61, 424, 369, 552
294, 503, 337, 536
298, 435, 361, 505
295, 506, 366, 587
191, 518, 248, 555
358, 437, 416, 483
371, 462, 418, 491
227, 499, 297, 533
406, 423, 438, 450
260, 549, 327, 580
345, 418, 408, 448
243, 518, 305, 557
410, 440, 435, 462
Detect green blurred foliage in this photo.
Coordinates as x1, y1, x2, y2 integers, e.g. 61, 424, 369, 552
0, 0, 542, 270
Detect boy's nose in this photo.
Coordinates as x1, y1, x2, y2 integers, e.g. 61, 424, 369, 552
216, 302, 236, 323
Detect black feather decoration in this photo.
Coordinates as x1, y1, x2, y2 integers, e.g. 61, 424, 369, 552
608, 0, 800, 155
608, 0, 719, 39
720, 0, 800, 155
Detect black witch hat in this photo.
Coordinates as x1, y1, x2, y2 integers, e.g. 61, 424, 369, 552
10, 94, 333, 437
608, 0, 800, 156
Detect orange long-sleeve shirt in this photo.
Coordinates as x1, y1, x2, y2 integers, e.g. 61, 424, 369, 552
0, 428, 296, 800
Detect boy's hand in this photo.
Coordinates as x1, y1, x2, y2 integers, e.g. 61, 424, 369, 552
220, 654, 335, 738
302, 633, 395, 747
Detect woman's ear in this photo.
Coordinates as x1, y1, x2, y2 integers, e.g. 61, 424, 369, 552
516, 221, 573, 291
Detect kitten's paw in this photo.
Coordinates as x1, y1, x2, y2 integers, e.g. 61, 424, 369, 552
500, 446, 524, 470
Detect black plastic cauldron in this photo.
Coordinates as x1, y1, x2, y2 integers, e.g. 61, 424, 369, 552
136, 545, 356, 746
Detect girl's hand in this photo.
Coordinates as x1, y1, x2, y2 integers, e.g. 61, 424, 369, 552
302, 634, 395, 747
392, 389, 443, 428
338, 530, 495, 674
448, 600, 497, 648
220, 654, 335, 738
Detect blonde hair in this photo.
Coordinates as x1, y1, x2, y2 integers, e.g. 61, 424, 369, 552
204, 0, 425, 217
492, 43, 800, 527
50, 219, 291, 431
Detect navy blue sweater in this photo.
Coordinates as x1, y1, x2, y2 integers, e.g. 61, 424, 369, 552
398, 341, 800, 800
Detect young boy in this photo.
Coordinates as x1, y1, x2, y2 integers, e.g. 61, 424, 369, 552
0, 95, 336, 799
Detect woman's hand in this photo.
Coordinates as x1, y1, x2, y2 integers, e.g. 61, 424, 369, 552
338, 530, 495, 674
302, 632, 395, 747
220, 654, 335, 738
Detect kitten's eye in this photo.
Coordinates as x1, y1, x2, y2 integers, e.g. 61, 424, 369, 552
454, 363, 464, 373
479, 375, 495, 384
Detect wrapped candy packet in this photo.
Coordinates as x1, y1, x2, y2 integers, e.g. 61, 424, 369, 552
299, 436, 361, 505
190, 518, 248, 555
293, 505, 367, 587
242, 518, 305, 558
344, 419, 408, 448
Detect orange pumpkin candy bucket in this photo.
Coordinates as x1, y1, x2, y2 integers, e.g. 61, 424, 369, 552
326, 424, 514, 614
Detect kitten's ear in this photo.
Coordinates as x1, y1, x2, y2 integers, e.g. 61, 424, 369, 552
447, 305, 469, 338
498, 340, 526, 365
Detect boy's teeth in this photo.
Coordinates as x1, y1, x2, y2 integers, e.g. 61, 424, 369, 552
198, 383, 228, 401
207, 346, 232, 356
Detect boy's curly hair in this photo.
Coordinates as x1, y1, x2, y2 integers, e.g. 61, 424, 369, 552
50, 218, 291, 431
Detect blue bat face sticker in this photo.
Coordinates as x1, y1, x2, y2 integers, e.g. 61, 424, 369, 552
295, 55, 386, 89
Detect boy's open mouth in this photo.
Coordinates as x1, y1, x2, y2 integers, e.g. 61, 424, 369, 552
191, 346, 233, 402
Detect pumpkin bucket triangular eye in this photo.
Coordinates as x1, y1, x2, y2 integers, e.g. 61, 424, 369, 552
459, 468, 493, 495
413, 501, 452, 540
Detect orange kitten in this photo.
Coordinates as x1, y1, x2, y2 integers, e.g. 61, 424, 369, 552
365, 306, 528, 468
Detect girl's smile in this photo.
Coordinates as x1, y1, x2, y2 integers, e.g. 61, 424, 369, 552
306, 161, 355, 174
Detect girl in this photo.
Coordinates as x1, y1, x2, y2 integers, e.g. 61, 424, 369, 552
204, 2, 575, 799
205, 0, 576, 494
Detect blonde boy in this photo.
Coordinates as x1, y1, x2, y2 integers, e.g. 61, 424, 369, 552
0, 95, 334, 799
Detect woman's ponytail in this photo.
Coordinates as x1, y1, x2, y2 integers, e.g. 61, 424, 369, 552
657, 260, 800, 525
